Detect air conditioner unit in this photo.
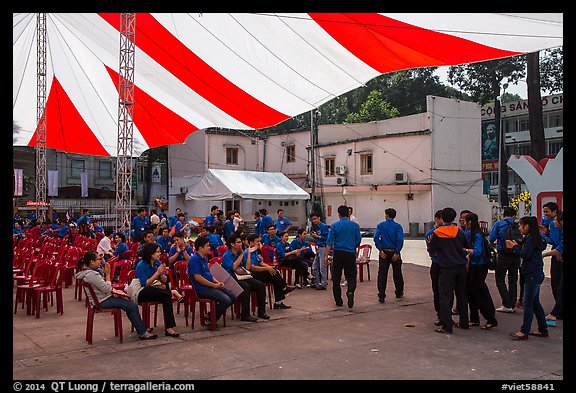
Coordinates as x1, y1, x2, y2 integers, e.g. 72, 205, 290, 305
180, 187, 188, 194
395, 172, 408, 184
335, 165, 347, 175
336, 176, 348, 186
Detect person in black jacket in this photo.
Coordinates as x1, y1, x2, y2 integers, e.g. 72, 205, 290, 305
427, 207, 471, 333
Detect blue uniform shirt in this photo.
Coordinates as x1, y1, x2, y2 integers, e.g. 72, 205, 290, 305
113, 242, 129, 256
223, 220, 236, 239
260, 215, 274, 234
276, 217, 293, 233
131, 216, 150, 235
468, 232, 486, 266
221, 249, 242, 275
425, 227, 438, 264
243, 248, 263, 268
204, 214, 215, 227
489, 217, 516, 252
168, 244, 194, 263
541, 217, 561, 250
168, 215, 179, 228
135, 259, 165, 286
156, 235, 173, 253
327, 217, 361, 254
254, 218, 263, 236
373, 218, 404, 253
276, 241, 293, 260
311, 221, 329, 247
188, 252, 215, 293
290, 237, 311, 251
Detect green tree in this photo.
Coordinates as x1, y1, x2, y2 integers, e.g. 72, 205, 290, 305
344, 90, 400, 123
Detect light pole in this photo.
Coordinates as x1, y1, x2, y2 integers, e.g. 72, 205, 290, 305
497, 82, 508, 207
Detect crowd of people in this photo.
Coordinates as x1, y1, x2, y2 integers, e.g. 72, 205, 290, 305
14, 201, 563, 342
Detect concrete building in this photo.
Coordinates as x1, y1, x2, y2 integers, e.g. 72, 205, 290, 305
169, 95, 495, 233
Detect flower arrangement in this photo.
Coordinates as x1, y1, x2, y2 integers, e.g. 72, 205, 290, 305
509, 191, 532, 216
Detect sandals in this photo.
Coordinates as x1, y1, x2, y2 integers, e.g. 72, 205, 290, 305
435, 327, 451, 334
139, 333, 158, 340
165, 330, 180, 338
481, 323, 498, 330
510, 332, 528, 340
528, 331, 549, 338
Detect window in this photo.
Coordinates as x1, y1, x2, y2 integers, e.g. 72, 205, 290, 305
286, 144, 295, 163
547, 140, 563, 156
518, 117, 530, 132
226, 148, 238, 165
360, 153, 373, 175
71, 159, 85, 177
98, 161, 112, 179
324, 157, 335, 177
545, 110, 563, 128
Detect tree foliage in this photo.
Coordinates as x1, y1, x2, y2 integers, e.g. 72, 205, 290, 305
344, 90, 400, 123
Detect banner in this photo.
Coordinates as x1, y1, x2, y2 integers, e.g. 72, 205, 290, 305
482, 121, 498, 161
152, 165, 161, 183
80, 172, 88, 197
14, 168, 23, 196
48, 170, 59, 196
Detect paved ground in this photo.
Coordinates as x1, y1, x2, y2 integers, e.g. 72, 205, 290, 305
13, 239, 563, 384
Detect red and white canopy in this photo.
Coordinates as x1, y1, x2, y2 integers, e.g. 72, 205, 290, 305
13, 13, 563, 156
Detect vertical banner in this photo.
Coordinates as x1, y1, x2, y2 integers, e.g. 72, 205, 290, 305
80, 172, 88, 197
152, 165, 161, 183
14, 168, 23, 196
48, 170, 59, 196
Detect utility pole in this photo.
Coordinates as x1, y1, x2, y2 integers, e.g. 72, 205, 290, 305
35, 13, 47, 222
115, 13, 136, 234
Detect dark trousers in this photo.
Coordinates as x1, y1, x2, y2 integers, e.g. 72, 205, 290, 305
550, 262, 563, 318
237, 277, 266, 316
467, 264, 497, 325
280, 256, 308, 285
331, 250, 357, 304
494, 252, 521, 309
251, 270, 288, 303
377, 250, 404, 299
438, 264, 468, 332
197, 287, 236, 322
550, 256, 562, 305
138, 285, 176, 329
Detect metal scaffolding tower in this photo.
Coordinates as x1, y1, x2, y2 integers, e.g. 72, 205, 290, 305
35, 13, 47, 222
115, 13, 136, 233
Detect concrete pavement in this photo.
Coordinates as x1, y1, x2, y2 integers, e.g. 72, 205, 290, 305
13, 239, 563, 382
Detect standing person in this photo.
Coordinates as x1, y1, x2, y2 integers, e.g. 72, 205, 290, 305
131, 208, 150, 243
188, 236, 236, 329
168, 208, 182, 230
223, 211, 236, 240
542, 210, 563, 326
77, 208, 91, 237
506, 216, 549, 340
425, 210, 449, 326
489, 207, 522, 313
136, 243, 180, 337
275, 209, 294, 233
427, 207, 470, 334
221, 233, 269, 322
76, 251, 157, 341
459, 210, 473, 242
213, 210, 225, 238
204, 205, 219, 227
253, 211, 263, 237
149, 209, 160, 226
276, 231, 309, 289
233, 211, 244, 232
259, 209, 274, 238
204, 226, 224, 255
540, 202, 562, 317
243, 234, 295, 309
310, 213, 329, 290
172, 213, 189, 234
348, 207, 359, 225
325, 205, 362, 309
373, 208, 405, 303
464, 213, 498, 330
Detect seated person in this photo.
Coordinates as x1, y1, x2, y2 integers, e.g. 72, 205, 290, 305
168, 231, 194, 267
276, 231, 309, 288
204, 225, 224, 256
243, 234, 295, 309
156, 227, 173, 254
291, 228, 316, 281
261, 224, 281, 262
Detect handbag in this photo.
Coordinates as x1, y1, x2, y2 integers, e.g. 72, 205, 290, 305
124, 278, 143, 303
234, 266, 253, 281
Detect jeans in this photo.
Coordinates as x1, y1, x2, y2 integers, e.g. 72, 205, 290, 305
312, 246, 328, 288
197, 287, 236, 322
101, 296, 147, 336
331, 250, 357, 304
520, 272, 548, 335
494, 252, 521, 308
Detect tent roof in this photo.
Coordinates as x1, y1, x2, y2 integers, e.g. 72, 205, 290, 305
184, 169, 310, 201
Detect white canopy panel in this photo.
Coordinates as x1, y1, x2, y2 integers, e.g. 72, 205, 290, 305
185, 169, 310, 201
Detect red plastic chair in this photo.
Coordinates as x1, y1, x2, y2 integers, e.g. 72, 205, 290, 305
216, 245, 228, 257
253, 247, 276, 309
173, 261, 195, 326
111, 260, 133, 290
14, 261, 52, 315
208, 257, 222, 269
33, 263, 66, 318
189, 283, 226, 331
261, 245, 294, 285
82, 282, 123, 345
356, 244, 372, 282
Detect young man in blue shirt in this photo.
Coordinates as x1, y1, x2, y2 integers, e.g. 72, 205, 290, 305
259, 209, 274, 238
325, 205, 362, 308
156, 227, 173, 254
275, 209, 294, 233
204, 226, 224, 255
204, 205, 219, 227
131, 208, 150, 243
373, 208, 405, 303
540, 202, 562, 319
310, 213, 329, 290
168, 231, 194, 267
261, 224, 281, 263
168, 208, 181, 229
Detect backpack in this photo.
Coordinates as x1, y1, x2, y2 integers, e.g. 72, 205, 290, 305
482, 235, 498, 271
501, 221, 522, 254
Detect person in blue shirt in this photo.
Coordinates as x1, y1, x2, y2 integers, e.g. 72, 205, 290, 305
173, 213, 189, 235
221, 233, 269, 322
253, 211, 263, 237
277, 231, 308, 289
76, 209, 91, 237
261, 224, 281, 262
13, 221, 25, 238
188, 236, 236, 329
540, 201, 562, 318
459, 210, 473, 242
204, 205, 219, 228
136, 242, 180, 337
259, 209, 274, 238
290, 228, 315, 285
325, 205, 361, 309
204, 226, 224, 255
489, 207, 521, 313
373, 208, 405, 303
168, 208, 181, 229
112, 232, 129, 258
310, 213, 329, 290
222, 211, 236, 240
242, 234, 294, 309
53, 222, 71, 238
275, 209, 294, 233
131, 208, 150, 243
464, 213, 498, 330
542, 210, 563, 325
506, 216, 549, 340
168, 231, 193, 267
156, 227, 173, 254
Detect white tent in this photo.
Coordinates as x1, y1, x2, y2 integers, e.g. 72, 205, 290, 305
184, 169, 310, 201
